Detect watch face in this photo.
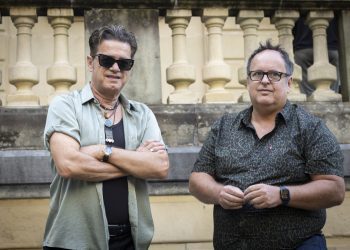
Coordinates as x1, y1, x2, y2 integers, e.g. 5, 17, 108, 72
280, 186, 290, 205
281, 189, 289, 200
105, 146, 112, 155
103, 146, 112, 162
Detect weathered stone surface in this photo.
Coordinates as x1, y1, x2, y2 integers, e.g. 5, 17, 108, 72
85, 9, 162, 104
1, 103, 350, 148
1, 103, 349, 198
1, 194, 350, 249
0, 0, 349, 11
0, 108, 47, 149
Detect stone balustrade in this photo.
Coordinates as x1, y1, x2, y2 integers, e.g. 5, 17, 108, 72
0, 6, 349, 106
0, 2, 350, 249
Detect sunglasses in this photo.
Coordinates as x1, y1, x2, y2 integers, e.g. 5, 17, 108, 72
94, 54, 134, 71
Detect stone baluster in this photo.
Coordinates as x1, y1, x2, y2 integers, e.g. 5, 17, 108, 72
272, 10, 306, 101
306, 11, 342, 101
339, 10, 350, 101
7, 7, 39, 106
165, 9, 197, 104
237, 10, 264, 103
0, 11, 2, 106
201, 8, 233, 103
0, 70, 2, 105
47, 8, 76, 103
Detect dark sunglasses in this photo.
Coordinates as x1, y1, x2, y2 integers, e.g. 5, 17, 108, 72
94, 54, 134, 71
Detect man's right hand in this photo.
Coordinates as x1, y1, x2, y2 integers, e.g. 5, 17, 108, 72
218, 185, 245, 209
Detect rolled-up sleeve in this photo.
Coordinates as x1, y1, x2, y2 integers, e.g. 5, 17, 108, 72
44, 94, 81, 150
142, 107, 164, 144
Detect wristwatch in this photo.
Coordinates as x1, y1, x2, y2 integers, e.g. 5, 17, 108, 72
102, 145, 112, 162
280, 186, 290, 206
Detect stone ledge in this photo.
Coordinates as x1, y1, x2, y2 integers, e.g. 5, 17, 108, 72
1, 103, 350, 149
0, 1, 349, 11
0, 147, 200, 184
1, 146, 349, 184
0, 146, 349, 198
0, 181, 190, 199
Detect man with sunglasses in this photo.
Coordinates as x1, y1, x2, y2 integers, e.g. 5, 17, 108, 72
43, 24, 169, 249
189, 40, 345, 249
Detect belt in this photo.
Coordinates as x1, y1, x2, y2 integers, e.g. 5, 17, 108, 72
108, 224, 131, 237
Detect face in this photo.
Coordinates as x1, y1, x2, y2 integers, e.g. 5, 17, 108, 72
87, 39, 133, 98
247, 49, 292, 109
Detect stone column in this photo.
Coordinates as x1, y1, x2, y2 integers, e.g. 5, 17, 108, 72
0, 11, 2, 106
0, 70, 2, 106
237, 10, 264, 103
47, 8, 77, 103
306, 11, 342, 101
201, 8, 233, 103
85, 9, 162, 104
0, 69, 2, 106
272, 10, 306, 101
338, 10, 350, 102
7, 7, 39, 106
165, 9, 197, 104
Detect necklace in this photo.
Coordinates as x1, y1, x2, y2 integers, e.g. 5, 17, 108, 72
100, 100, 119, 120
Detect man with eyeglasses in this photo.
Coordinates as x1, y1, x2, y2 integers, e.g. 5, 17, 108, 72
43, 24, 169, 249
189, 40, 345, 249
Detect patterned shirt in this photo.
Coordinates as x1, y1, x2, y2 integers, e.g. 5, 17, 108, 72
192, 101, 343, 250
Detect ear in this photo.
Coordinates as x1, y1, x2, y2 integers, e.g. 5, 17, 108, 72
87, 55, 93, 72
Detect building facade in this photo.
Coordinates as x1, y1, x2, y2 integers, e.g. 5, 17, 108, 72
0, 1, 350, 249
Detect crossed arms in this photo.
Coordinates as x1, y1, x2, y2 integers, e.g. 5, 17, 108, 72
49, 132, 169, 182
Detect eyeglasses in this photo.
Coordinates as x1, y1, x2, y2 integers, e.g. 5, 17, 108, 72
94, 54, 134, 71
248, 71, 290, 82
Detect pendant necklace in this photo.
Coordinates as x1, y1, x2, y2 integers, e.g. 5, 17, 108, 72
99, 100, 120, 131
102, 101, 119, 144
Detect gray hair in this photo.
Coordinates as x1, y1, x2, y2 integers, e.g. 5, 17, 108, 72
246, 40, 294, 75
89, 24, 137, 58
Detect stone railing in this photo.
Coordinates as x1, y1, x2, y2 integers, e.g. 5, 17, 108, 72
1, 2, 350, 248
0, 1, 349, 106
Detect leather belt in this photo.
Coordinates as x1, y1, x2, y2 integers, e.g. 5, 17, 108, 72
108, 224, 131, 237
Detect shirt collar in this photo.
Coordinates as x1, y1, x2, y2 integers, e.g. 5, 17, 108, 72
239, 100, 292, 128
81, 83, 136, 114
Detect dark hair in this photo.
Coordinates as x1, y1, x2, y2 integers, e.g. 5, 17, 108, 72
246, 40, 294, 75
89, 24, 137, 58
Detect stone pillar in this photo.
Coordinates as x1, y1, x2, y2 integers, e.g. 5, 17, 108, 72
7, 7, 39, 106
338, 10, 350, 102
306, 11, 342, 101
237, 10, 264, 103
0, 70, 2, 106
47, 8, 77, 103
271, 10, 306, 101
201, 8, 233, 103
0, 11, 2, 106
85, 9, 162, 104
165, 9, 197, 104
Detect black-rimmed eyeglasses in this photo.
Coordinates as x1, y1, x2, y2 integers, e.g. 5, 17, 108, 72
94, 54, 134, 71
248, 71, 291, 82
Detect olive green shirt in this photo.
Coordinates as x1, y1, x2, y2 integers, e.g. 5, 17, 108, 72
43, 84, 163, 249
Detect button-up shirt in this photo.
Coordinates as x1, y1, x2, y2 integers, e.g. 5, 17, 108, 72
43, 84, 163, 249
193, 101, 343, 249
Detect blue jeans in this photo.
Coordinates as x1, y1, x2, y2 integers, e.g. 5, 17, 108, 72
296, 234, 327, 250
